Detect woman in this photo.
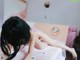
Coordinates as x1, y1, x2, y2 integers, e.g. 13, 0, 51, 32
1, 16, 77, 60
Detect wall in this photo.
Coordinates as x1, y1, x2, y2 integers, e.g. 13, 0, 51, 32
0, 0, 4, 27
27, 0, 80, 30
0, 0, 4, 32
4, 0, 26, 20
4, 0, 80, 30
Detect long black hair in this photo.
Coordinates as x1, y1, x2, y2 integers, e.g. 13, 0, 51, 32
1, 16, 31, 60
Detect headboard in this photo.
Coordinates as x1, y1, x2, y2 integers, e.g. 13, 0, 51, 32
34, 22, 69, 44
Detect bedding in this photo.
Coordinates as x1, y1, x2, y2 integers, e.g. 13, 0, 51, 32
0, 45, 65, 60
13, 45, 65, 60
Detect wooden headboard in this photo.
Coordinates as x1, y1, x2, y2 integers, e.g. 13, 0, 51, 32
34, 22, 69, 43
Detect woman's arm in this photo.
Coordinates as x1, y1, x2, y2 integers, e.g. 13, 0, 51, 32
24, 31, 38, 60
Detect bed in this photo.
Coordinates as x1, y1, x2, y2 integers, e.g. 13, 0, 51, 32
0, 21, 77, 60
0, 21, 66, 60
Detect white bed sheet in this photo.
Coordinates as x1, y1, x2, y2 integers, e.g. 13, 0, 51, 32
13, 45, 65, 60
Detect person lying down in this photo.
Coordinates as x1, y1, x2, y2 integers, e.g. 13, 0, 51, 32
1, 16, 77, 60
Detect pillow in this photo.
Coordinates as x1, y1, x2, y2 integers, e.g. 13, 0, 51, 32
66, 26, 77, 48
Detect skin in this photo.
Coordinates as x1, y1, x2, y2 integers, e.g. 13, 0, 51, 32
23, 30, 77, 60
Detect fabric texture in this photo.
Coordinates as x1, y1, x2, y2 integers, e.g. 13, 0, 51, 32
66, 26, 77, 47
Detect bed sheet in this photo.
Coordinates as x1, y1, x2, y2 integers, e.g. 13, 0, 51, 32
12, 45, 65, 60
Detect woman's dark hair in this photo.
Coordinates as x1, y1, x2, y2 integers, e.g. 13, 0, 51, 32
1, 16, 31, 60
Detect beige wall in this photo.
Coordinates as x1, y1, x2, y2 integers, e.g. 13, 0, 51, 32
4, 0, 80, 30
27, 0, 80, 30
